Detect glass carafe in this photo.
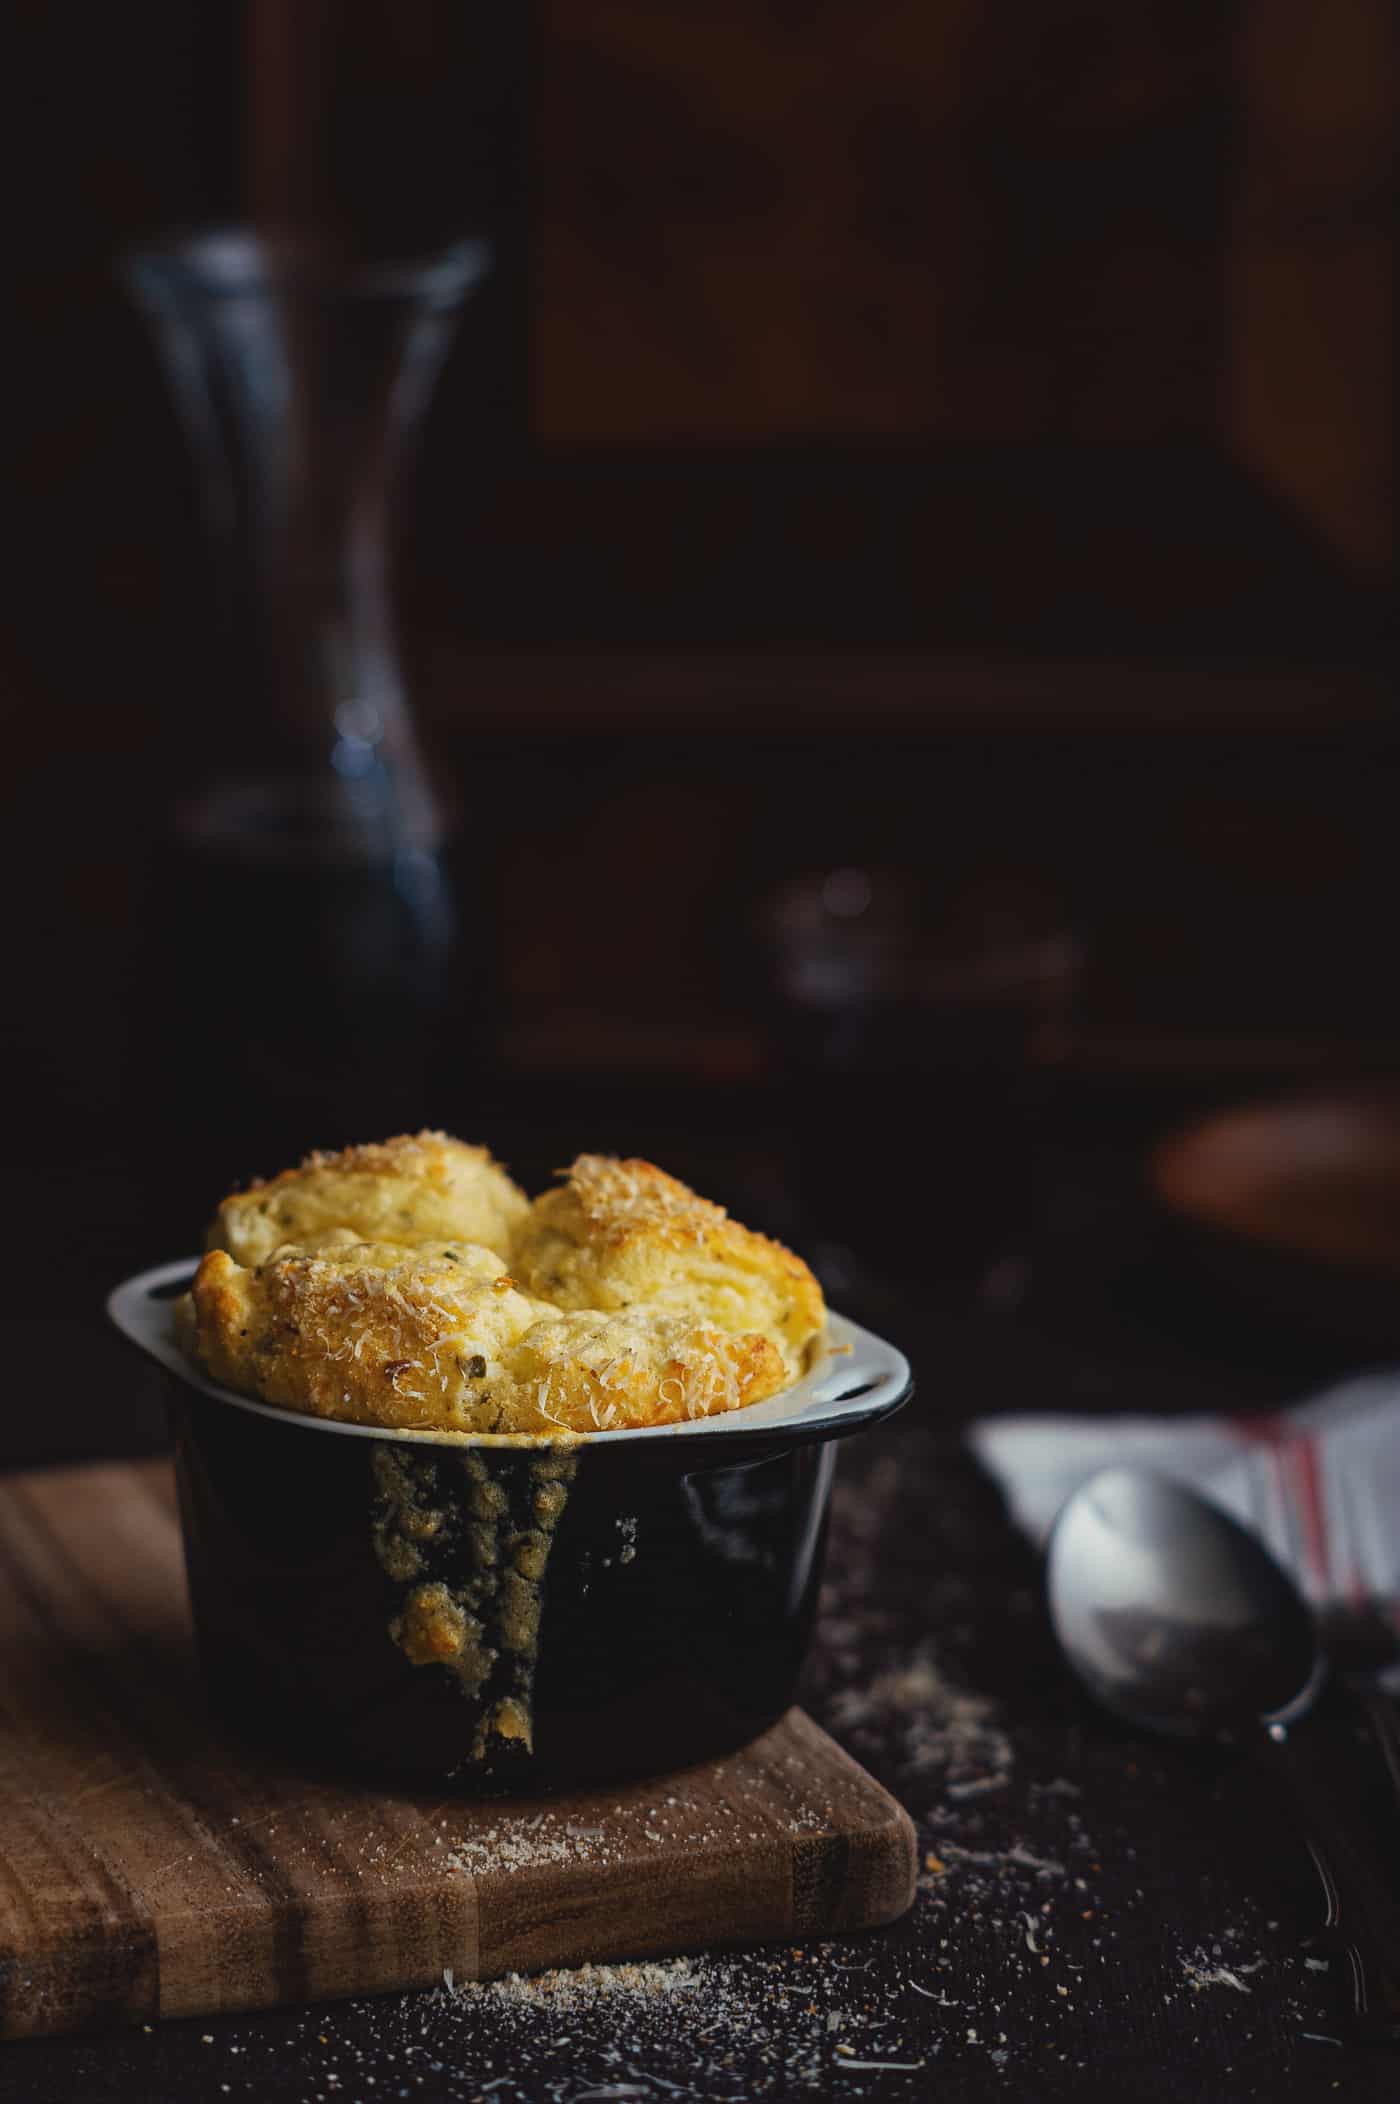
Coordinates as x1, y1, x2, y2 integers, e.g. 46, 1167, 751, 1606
126, 231, 489, 1156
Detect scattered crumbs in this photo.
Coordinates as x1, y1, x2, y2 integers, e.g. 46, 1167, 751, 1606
1180, 1952, 1255, 1995
835, 2059, 926, 2072
827, 1643, 1013, 1796
945, 1774, 1010, 1802
147, 1455, 1311, 2098
444, 1814, 623, 1875
453, 1959, 701, 2011
909, 1980, 957, 2005
939, 1842, 1064, 1879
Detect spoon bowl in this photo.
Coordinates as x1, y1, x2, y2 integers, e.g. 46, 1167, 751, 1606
1047, 1464, 1400, 2041
1047, 1466, 1321, 1738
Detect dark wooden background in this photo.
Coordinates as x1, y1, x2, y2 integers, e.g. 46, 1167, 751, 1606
3, 0, 1395, 1398
3, 0, 1394, 1158
2, 12, 1398, 2101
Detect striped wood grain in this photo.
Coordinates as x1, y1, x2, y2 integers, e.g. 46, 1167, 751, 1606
0, 1460, 915, 2038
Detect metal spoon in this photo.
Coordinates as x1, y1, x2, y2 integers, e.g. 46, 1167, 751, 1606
1048, 1466, 1400, 2041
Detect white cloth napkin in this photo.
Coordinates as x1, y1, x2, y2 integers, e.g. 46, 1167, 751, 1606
968, 1372, 1400, 1646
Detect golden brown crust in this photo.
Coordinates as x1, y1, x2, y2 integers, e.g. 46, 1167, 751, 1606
185, 1249, 791, 1435
503, 1310, 790, 1431
510, 1155, 826, 1376
208, 1131, 529, 1268
185, 1137, 825, 1436
185, 1242, 540, 1433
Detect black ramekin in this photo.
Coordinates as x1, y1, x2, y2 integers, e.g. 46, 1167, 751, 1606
108, 1262, 912, 1791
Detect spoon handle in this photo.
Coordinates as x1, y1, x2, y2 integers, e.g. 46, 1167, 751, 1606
1349, 1681, 1400, 1800
1266, 1714, 1400, 2043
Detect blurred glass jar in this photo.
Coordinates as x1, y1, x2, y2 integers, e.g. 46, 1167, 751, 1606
125, 232, 488, 1153
757, 865, 1083, 1291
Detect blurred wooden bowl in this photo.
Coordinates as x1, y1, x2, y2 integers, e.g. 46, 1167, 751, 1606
1149, 1089, 1400, 1354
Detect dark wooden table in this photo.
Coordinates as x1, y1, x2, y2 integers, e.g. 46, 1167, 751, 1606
3, 1095, 1398, 2104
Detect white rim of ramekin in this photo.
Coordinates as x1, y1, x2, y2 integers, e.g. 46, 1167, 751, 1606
107, 1258, 913, 1450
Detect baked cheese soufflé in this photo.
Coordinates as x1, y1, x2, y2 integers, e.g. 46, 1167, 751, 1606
181, 1132, 827, 1436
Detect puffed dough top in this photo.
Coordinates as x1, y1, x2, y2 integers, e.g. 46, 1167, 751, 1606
207, 1132, 530, 1269
510, 1155, 826, 1381
183, 1136, 826, 1436
185, 1241, 539, 1433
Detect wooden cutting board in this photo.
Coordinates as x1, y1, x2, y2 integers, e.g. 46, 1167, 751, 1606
0, 1460, 916, 2041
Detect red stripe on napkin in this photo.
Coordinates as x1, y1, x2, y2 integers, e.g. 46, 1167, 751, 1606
1289, 1430, 1331, 1592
